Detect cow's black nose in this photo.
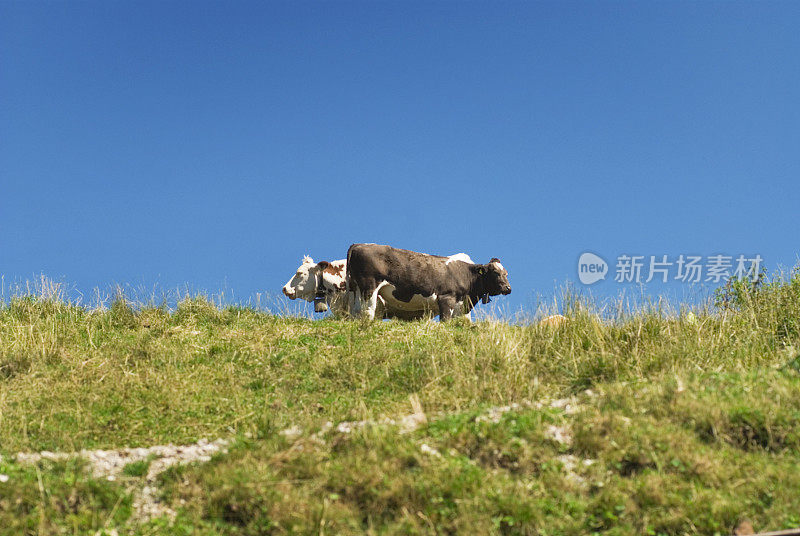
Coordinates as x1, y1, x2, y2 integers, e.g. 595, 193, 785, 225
503, 287, 511, 295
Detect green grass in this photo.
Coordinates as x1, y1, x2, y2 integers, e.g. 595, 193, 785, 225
122, 457, 154, 478
1, 272, 800, 534
0, 457, 131, 535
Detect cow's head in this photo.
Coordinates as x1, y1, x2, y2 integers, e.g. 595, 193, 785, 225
478, 258, 512, 298
282, 256, 331, 301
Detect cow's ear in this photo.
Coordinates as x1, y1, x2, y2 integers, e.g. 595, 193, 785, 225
316, 261, 331, 271
478, 266, 486, 275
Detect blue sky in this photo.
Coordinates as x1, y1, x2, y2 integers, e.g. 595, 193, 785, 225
2, 1, 799, 314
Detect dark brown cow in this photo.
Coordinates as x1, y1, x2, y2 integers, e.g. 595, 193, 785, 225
346, 243, 511, 321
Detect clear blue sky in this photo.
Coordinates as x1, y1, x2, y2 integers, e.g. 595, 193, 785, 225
2, 1, 798, 314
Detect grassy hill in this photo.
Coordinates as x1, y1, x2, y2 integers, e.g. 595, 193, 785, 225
1, 274, 800, 535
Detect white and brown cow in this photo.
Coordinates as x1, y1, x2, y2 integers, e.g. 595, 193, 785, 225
282, 256, 349, 314
282, 252, 475, 319
346, 243, 511, 321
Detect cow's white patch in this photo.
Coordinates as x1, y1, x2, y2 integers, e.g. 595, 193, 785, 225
446, 253, 474, 265
379, 283, 438, 313
491, 261, 505, 271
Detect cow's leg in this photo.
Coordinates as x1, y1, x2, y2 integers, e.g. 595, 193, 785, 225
345, 281, 362, 317
459, 298, 475, 322
362, 281, 387, 321
347, 291, 357, 316
449, 298, 468, 321
458, 300, 473, 322
349, 277, 376, 319
376, 295, 389, 319
448, 299, 472, 322
437, 295, 457, 322
329, 292, 351, 317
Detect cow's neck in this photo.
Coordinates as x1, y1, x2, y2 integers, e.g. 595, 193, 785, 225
314, 271, 327, 307
469, 266, 490, 305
